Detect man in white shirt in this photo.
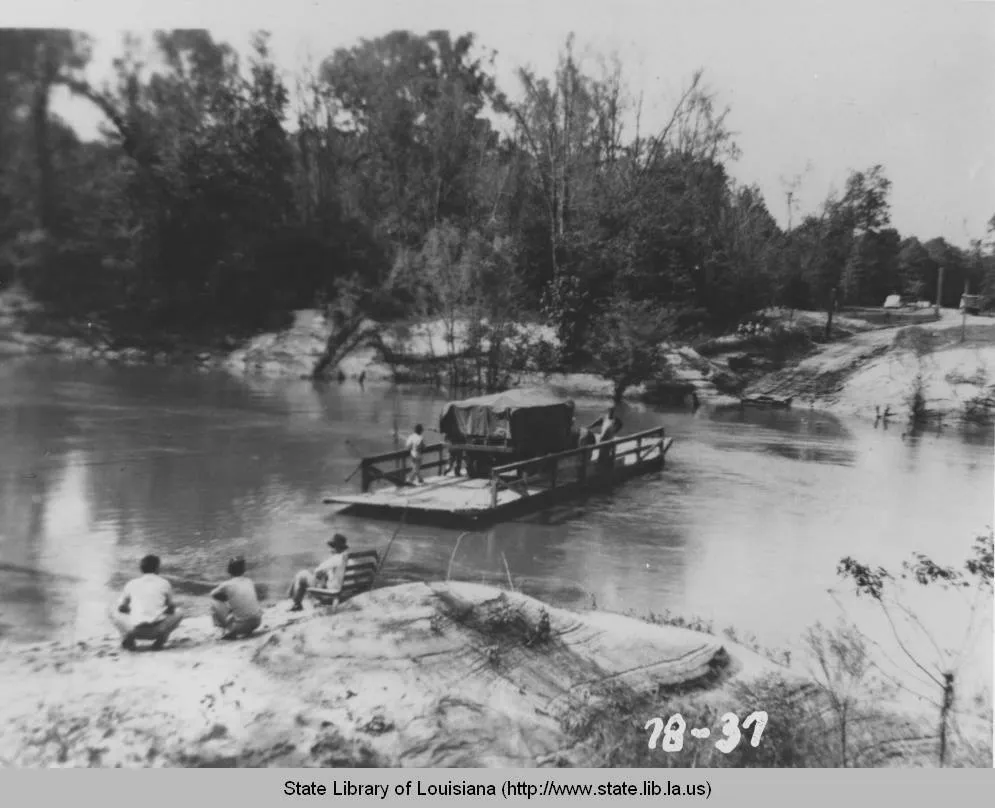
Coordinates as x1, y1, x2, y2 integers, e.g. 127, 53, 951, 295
589, 407, 623, 441
288, 533, 350, 611
405, 424, 425, 485
588, 407, 624, 470
210, 556, 263, 640
110, 554, 184, 650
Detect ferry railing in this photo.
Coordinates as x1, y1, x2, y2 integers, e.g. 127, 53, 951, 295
359, 443, 446, 492
487, 426, 666, 508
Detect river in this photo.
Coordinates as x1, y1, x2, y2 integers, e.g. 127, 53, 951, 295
1, 357, 992, 694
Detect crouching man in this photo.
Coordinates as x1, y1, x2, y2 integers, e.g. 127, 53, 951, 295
111, 554, 183, 651
287, 533, 349, 611
209, 556, 263, 640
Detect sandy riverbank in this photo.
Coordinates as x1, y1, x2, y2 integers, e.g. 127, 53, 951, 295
224, 311, 634, 402
0, 581, 796, 768
4, 579, 985, 768
219, 305, 995, 422
743, 309, 995, 422
5, 285, 995, 421
0, 290, 635, 403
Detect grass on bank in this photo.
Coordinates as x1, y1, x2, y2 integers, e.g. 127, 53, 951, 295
425, 575, 991, 768
581, 607, 991, 768
437, 530, 992, 770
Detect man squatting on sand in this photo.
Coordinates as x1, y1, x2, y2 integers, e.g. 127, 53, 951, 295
111, 554, 184, 650
112, 552, 269, 649
209, 556, 263, 639
111, 533, 352, 647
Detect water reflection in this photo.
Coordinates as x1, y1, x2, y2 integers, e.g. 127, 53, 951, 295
710, 405, 852, 438
0, 356, 991, 698
707, 408, 858, 466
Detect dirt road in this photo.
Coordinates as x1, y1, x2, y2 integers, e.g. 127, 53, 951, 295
746, 310, 995, 419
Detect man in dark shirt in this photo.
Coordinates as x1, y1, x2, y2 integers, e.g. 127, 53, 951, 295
210, 556, 263, 640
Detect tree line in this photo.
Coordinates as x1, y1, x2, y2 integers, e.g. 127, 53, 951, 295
2, 28, 994, 366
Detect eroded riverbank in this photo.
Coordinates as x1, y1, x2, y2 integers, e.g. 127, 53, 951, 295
3, 580, 987, 768
0, 582, 781, 767
6, 285, 995, 422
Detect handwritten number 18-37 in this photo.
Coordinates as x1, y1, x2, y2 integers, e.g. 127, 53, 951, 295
644, 712, 768, 754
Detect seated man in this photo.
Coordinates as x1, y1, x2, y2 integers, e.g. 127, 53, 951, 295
287, 533, 350, 611
209, 556, 263, 640
111, 554, 183, 651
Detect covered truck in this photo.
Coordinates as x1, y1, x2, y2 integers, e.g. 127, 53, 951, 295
438, 388, 576, 477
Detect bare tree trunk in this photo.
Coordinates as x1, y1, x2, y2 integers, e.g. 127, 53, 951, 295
312, 312, 369, 380
512, 70, 561, 281
612, 380, 626, 406
560, 48, 572, 239
447, 316, 458, 391
549, 128, 561, 279
824, 286, 837, 340
938, 672, 954, 767
32, 42, 55, 232
434, 175, 442, 227
839, 709, 848, 768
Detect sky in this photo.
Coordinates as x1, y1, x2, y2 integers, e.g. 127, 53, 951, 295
10, 0, 995, 247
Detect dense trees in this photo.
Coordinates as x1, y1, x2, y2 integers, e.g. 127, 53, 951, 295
2, 28, 993, 365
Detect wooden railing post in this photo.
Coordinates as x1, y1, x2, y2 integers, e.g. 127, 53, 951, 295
490, 474, 498, 509
488, 427, 663, 482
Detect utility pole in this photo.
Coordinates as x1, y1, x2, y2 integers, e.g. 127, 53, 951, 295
934, 266, 945, 320
961, 279, 969, 343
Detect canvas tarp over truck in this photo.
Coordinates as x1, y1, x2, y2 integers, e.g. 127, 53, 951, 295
438, 388, 576, 459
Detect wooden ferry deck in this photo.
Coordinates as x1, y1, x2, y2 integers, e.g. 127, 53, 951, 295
324, 428, 674, 525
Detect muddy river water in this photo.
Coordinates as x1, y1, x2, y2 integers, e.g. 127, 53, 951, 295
1, 357, 991, 694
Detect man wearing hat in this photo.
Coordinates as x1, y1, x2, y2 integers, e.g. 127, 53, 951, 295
209, 556, 263, 639
287, 533, 350, 611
